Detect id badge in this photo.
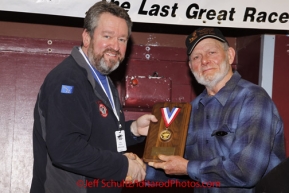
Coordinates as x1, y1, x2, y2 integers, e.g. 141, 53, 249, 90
115, 130, 127, 152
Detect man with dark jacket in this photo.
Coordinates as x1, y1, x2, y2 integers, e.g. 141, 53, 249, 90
30, 1, 157, 193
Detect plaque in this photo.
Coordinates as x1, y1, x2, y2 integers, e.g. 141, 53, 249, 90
143, 102, 192, 162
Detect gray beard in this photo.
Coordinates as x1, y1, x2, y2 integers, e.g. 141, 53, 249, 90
87, 48, 120, 75
96, 57, 120, 75
192, 59, 229, 89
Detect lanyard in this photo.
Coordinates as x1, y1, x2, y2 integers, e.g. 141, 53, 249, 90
78, 47, 120, 123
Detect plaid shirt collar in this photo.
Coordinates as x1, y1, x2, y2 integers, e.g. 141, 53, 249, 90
197, 71, 242, 108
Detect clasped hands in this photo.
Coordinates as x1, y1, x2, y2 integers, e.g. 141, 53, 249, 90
124, 152, 146, 183
124, 114, 157, 183
124, 153, 189, 183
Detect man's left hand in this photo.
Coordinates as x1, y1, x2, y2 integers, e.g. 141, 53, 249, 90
130, 114, 158, 136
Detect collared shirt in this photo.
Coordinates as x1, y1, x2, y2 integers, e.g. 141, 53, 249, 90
185, 71, 286, 193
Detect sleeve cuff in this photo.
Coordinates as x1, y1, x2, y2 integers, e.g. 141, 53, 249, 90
187, 160, 202, 181
124, 120, 145, 146
145, 165, 169, 182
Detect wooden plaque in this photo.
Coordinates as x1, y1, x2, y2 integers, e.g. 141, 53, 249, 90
143, 102, 192, 162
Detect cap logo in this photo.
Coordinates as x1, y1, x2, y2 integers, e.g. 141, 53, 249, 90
189, 31, 198, 43
197, 28, 215, 36
189, 28, 216, 44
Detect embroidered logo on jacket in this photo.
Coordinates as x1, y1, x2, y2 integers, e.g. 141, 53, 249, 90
97, 101, 108, 117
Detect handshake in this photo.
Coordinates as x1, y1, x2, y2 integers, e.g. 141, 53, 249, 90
121, 114, 157, 183
124, 152, 146, 183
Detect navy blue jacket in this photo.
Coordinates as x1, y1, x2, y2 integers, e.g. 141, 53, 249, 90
30, 46, 144, 193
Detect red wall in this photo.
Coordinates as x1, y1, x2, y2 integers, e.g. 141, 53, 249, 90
273, 35, 289, 156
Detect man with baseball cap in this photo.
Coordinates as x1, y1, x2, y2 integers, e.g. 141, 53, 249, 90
148, 27, 286, 193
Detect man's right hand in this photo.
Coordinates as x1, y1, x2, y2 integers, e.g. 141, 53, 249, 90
124, 153, 146, 183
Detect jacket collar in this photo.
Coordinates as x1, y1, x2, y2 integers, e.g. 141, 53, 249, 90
70, 46, 121, 116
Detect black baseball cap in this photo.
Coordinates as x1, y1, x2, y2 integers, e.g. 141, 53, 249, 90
185, 27, 228, 55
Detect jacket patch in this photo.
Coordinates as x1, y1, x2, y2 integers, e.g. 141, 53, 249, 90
61, 85, 74, 94
97, 101, 108, 117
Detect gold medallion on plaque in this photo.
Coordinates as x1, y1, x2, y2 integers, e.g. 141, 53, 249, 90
159, 107, 180, 141
160, 129, 172, 141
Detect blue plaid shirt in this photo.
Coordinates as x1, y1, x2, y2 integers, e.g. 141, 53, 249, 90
146, 71, 286, 193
